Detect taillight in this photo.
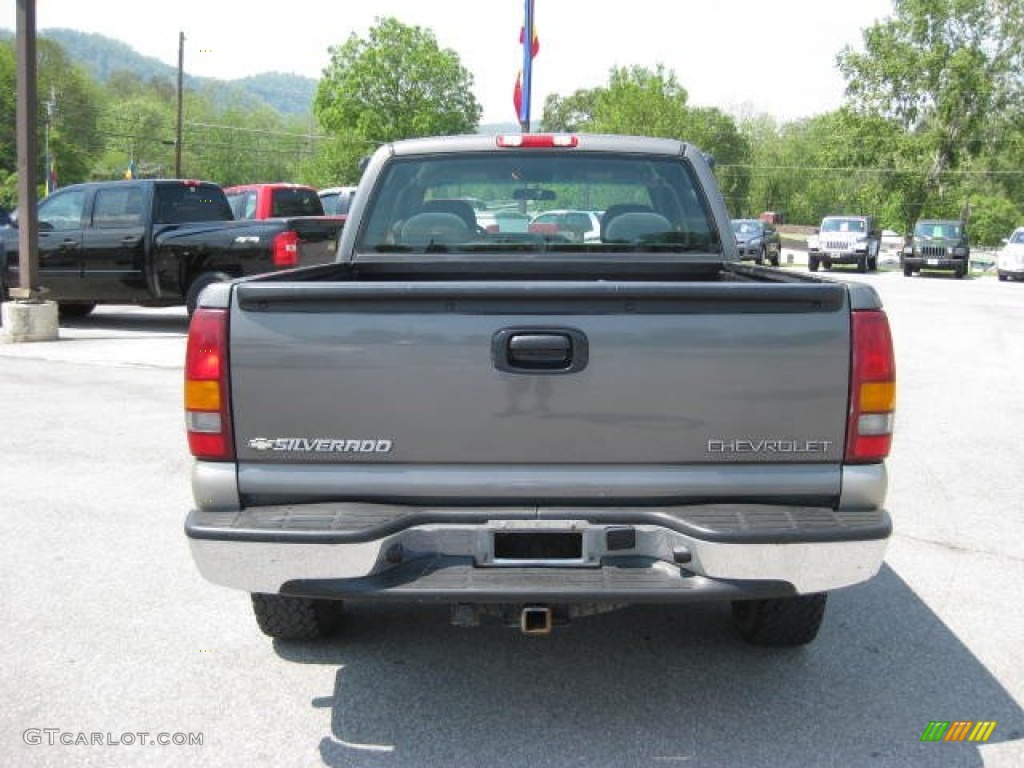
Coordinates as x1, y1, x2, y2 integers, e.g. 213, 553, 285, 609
846, 310, 896, 462
184, 308, 234, 461
496, 133, 578, 148
272, 230, 299, 268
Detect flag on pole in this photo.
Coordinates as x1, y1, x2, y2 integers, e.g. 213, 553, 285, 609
513, 0, 539, 129
513, 71, 523, 120
519, 18, 540, 57
46, 158, 58, 195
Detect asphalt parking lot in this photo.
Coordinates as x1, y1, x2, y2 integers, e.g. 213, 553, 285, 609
1, 269, 1022, 767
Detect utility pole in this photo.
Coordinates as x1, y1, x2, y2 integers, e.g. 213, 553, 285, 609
13, 0, 39, 298
5, 0, 57, 342
175, 31, 184, 178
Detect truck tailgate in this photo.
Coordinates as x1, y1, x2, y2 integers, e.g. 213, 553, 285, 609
282, 217, 343, 267
228, 280, 851, 498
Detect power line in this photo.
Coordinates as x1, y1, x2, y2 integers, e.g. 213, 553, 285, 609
717, 164, 1024, 176
185, 121, 325, 140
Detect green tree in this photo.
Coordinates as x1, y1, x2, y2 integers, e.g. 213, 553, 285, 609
299, 134, 378, 189
540, 88, 600, 133
736, 113, 796, 219
587, 65, 691, 137
183, 96, 306, 185
964, 194, 1020, 246
683, 106, 751, 213
90, 73, 319, 185
95, 94, 175, 179
542, 65, 751, 212
837, 0, 1023, 229
36, 39, 104, 189
0, 38, 104, 204
0, 43, 16, 204
314, 17, 481, 142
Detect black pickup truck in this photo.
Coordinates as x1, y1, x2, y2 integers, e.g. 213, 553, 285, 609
0, 179, 344, 316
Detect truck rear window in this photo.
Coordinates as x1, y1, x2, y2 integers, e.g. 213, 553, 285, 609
270, 188, 324, 217
154, 183, 234, 224
357, 152, 720, 255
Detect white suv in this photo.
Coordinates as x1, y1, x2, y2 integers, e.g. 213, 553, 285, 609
807, 215, 881, 273
997, 227, 1024, 282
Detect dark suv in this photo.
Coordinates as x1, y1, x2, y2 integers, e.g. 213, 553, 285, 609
901, 219, 970, 278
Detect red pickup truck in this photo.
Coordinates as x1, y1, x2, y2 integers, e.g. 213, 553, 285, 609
224, 183, 330, 220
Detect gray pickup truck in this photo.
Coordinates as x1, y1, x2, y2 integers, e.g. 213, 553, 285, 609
184, 134, 896, 647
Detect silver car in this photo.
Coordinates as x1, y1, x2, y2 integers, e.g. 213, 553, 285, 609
731, 219, 782, 266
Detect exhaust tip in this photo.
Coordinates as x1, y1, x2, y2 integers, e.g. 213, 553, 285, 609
520, 605, 553, 636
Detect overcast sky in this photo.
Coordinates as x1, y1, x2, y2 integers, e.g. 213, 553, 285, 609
3, 0, 895, 125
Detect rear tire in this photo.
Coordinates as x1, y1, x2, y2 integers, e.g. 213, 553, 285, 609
807, 256, 819, 272
754, 246, 765, 265
185, 271, 231, 317
732, 593, 827, 647
903, 265, 913, 277
251, 593, 344, 640
857, 256, 867, 273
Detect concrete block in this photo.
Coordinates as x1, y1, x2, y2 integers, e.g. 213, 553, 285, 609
1, 300, 60, 343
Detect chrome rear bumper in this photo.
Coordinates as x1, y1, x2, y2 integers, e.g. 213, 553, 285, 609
186, 503, 890, 598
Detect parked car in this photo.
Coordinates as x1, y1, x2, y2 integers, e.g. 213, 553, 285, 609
901, 219, 970, 278
477, 209, 531, 234
997, 227, 1024, 282
807, 215, 880, 273
318, 186, 358, 217
731, 219, 781, 266
224, 183, 325, 220
879, 229, 904, 257
528, 209, 602, 243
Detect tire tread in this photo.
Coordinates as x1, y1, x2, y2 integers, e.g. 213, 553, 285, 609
251, 593, 342, 640
732, 593, 827, 647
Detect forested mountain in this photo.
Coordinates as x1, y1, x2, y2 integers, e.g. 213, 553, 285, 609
0, 28, 317, 117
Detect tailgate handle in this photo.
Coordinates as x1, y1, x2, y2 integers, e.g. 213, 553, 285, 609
493, 328, 588, 374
